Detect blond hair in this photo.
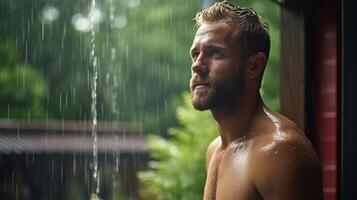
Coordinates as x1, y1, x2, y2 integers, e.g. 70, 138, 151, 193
195, 1, 270, 60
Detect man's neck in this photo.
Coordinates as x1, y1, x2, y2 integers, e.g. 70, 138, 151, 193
211, 94, 264, 149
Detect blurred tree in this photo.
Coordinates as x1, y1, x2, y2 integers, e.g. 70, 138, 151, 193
0, 40, 48, 119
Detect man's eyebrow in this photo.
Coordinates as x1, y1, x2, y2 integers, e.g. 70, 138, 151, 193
205, 44, 227, 51
190, 43, 227, 54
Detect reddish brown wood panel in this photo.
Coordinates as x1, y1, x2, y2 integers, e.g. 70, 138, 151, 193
312, 0, 339, 199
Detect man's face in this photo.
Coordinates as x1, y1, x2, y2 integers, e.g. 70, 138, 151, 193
189, 22, 245, 111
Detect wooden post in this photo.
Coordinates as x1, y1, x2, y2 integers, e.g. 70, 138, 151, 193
280, 1, 306, 130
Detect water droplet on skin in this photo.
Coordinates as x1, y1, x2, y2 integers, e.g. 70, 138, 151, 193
274, 150, 279, 154
73, 156, 76, 175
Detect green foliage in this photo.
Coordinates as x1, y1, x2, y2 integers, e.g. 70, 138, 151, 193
139, 93, 218, 200
0, 64, 48, 119
0, 41, 48, 119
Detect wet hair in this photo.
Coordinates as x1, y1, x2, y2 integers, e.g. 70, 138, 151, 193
195, 1, 270, 62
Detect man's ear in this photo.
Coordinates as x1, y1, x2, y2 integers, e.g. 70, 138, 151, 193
247, 52, 267, 79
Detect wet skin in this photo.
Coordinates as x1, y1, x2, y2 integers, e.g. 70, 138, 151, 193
190, 22, 322, 200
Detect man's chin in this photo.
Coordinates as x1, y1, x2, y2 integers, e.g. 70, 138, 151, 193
192, 104, 210, 111
191, 97, 211, 111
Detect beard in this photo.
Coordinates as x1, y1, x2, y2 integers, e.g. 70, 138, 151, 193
190, 69, 245, 111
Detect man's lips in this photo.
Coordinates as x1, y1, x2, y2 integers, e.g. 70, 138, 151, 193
192, 82, 210, 90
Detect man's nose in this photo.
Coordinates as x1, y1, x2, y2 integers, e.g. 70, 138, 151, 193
191, 54, 208, 75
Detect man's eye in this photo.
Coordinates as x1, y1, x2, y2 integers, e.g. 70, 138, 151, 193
191, 52, 199, 61
210, 50, 223, 58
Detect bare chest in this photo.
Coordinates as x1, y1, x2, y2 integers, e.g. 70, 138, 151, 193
203, 149, 262, 200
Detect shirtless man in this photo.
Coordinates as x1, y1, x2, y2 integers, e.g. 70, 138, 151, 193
189, 2, 322, 200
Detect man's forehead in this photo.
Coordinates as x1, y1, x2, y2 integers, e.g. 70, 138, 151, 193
195, 22, 231, 36
192, 22, 235, 47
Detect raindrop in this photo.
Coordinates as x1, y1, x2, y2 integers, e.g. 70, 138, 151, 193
59, 92, 62, 113
116, 155, 119, 173
61, 23, 67, 49
25, 41, 28, 63
65, 93, 68, 109
89, 0, 100, 198
73, 154, 76, 175
7, 104, 10, 120
111, 47, 116, 60
109, 0, 115, 22
51, 157, 54, 181
61, 163, 63, 183
11, 170, 14, 193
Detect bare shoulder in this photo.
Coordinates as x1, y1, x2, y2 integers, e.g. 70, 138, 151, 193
249, 111, 322, 199
205, 136, 221, 169
253, 110, 319, 159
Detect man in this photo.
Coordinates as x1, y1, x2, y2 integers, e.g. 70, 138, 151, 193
189, 1, 322, 200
